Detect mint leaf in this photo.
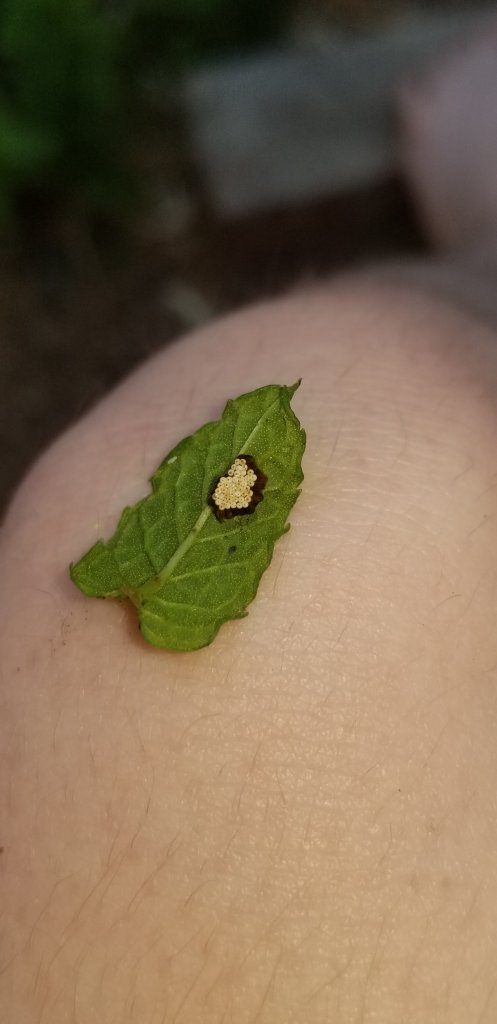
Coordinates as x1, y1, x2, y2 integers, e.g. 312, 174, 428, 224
70, 382, 305, 651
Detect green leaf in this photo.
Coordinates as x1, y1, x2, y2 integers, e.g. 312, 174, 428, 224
70, 382, 306, 651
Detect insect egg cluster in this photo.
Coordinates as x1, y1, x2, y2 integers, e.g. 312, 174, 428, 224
212, 457, 257, 511
209, 454, 268, 521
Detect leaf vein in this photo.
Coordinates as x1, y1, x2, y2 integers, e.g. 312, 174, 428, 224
172, 560, 253, 582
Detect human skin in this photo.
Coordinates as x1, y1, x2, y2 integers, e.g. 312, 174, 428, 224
3, 277, 497, 1023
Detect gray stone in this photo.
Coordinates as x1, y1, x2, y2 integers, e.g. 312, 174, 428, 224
183, 7, 494, 217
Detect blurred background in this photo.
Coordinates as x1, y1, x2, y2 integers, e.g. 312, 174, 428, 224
0, 0, 493, 511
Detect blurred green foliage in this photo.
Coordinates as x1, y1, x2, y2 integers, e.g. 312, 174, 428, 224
121, 0, 289, 74
0, 0, 289, 230
0, 0, 129, 226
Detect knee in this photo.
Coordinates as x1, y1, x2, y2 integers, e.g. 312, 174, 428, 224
3, 278, 497, 1022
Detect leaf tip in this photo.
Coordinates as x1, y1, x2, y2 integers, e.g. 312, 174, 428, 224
288, 379, 302, 397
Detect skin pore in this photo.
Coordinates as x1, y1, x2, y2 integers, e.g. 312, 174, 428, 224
3, 276, 497, 1023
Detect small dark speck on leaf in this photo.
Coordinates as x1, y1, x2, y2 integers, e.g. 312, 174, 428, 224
228, 546, 237, 555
